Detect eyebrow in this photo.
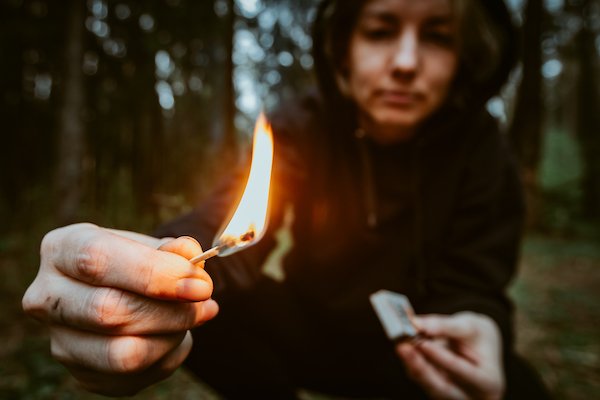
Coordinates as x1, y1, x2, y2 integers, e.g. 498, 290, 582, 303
423, 15, 454, 26
359, 11, 454, 25
359, 11, 398, 25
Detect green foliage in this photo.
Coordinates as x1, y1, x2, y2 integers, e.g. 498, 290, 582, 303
537, 128, 586, 233
510, 235, 600, 400
539, 129, 583, 189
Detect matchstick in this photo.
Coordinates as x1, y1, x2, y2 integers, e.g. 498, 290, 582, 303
189, 246, 221, 264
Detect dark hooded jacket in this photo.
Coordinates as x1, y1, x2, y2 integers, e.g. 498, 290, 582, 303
156, 0, 523, 364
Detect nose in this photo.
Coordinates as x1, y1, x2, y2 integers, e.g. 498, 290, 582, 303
391, 29, 419, 77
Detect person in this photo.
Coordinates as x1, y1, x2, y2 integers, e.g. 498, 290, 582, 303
22, 0, 551, 398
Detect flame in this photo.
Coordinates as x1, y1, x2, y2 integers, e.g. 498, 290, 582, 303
213, 112, 274, 257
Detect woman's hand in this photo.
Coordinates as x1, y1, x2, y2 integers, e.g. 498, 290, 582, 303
397, 312, 504, 400
22, 223, 219, 396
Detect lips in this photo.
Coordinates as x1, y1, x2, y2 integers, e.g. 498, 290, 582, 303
376, 90, 423, 106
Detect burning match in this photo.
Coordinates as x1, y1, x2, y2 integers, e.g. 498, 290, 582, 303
189, 112, 273, 265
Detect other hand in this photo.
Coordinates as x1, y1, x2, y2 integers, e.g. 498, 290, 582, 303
397, 312, 504, 400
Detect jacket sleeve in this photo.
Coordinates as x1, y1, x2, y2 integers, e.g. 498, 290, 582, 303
419, 121, 525, 349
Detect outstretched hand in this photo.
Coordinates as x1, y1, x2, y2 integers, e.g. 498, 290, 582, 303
22, 223, 219, 396
397, 312, 504, 400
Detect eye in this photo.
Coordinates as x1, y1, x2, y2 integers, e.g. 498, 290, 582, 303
357, 18, 397, 41
422, 30, 454, 46
363, 27, 396, 40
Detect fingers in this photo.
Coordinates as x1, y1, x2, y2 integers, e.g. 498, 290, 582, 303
417, 313, 502, 362
417, 340, 481, 388
67, 331, 193, 397
397, 342, 468, 400
50, 325, 188, 374
43, 225, 212, 301
400, 312, 505, 400
419, 340, 504, 399
414, 312, 480, 341
26, 274, 219, 334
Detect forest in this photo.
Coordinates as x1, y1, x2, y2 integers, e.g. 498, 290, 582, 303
0, 0, 598, 398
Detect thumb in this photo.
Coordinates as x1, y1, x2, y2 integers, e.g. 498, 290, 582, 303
414, 313, 479, 341
159, 236, 205, 268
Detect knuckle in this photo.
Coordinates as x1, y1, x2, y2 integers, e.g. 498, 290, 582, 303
22, 279, 51, 319
140, 259, 156, 297
477, 313, 497, 331
465, 319, 478, 334
108, 337, 149, 374
455, 311, 475, 322
41, 224, 96, 264
21, 284, 42, 314
90, 288, 131, 330
75, 237, 108, 283
40, 229, 60, 261
457, 311, 481, 335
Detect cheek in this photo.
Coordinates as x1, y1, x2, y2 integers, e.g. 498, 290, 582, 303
427, 53, 458, 95
348, 43, 384, 87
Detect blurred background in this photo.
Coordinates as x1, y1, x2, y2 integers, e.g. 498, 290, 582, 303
0, 0, 598, 398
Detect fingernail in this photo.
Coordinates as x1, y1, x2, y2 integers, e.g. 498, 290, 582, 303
180, 236, 200, 247
177, 278, 212, 301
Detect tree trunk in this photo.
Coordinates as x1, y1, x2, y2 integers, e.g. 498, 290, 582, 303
222, 0, 237, 155
509, 0, 545, 227
56, 0, 85, 224
576, 0, 600, 221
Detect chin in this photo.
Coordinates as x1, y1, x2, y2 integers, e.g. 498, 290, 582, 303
375, 112, 423, 132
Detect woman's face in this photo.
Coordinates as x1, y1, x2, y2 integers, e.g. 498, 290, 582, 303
345, 0, 458, 143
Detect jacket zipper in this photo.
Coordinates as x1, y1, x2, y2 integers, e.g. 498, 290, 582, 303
355, 128, 378, 228
413, 141, 427, 296
356, 128, 428, 295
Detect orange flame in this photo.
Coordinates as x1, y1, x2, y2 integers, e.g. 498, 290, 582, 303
213, 112, 274, 256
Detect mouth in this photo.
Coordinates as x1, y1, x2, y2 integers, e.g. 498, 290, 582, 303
375, 90, 423, 107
